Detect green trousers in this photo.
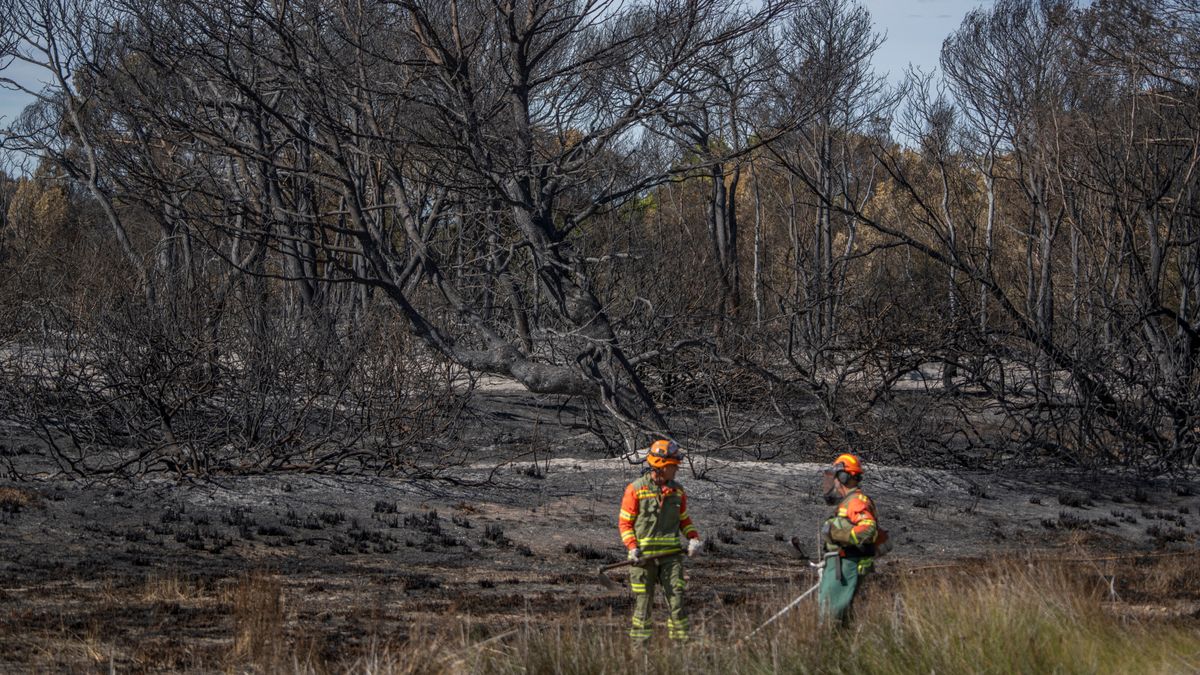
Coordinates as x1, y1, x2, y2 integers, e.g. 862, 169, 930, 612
818, 556, 870, 623
629, 554, 688, 641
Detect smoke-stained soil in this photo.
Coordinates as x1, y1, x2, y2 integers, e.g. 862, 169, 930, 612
1, 390, 1197, 670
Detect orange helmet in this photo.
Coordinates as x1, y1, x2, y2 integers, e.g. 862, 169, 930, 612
647, 439, 683, 468
833, 453, 864, 476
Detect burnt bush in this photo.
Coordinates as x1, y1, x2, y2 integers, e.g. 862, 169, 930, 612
731, 510, 772, 532
563, 543, 608, 560
404, 511, 441, 534
1057, 493, 1093, 509
483, 523, 512, 547
1146, 525, 1188, 546
0, 301, 472, 480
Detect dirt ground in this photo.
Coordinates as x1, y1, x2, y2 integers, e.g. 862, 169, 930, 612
1, 389, 1198, 670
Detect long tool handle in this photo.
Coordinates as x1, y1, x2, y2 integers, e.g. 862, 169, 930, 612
599, 549, 683, 572
742, 552, 839, 641
743, 580, 822, 640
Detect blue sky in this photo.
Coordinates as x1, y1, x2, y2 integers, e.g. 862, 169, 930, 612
0, 59, 44, 134
861, 0, 997, 83
0, 1, 994, 133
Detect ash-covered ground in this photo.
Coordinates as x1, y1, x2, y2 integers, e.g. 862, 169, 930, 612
1, 388, 1197, 670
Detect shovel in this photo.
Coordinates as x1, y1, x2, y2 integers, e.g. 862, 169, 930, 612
596, 549, 684, 590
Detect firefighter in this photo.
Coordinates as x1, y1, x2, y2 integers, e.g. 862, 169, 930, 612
817, 452, 885, 624
618, 439, 703, 642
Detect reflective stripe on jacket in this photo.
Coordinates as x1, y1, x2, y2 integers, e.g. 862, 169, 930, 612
618, 474, 700, 553
828, 488, 878, 553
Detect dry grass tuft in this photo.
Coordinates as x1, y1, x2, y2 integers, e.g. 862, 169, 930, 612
0, 487, 38, 512
226, 573, 286, 671
460, 557, 1200, 675
6, 555, 1200, 673
140, 572, 207, 602
1117, 553, 1200, 601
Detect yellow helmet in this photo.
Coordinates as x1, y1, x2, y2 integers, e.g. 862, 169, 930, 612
647, 439, 683, 468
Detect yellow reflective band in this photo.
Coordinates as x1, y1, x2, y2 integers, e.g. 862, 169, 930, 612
681, 525, 698, 535
619, 510, 636, 520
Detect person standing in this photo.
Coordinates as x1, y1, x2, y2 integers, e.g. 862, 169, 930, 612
818, 452, 885, 624
618, 439, 703, 642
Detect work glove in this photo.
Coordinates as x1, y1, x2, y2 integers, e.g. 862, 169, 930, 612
687, 538, 703, 557
820, 519, 833, 543
628, 547, 642, 562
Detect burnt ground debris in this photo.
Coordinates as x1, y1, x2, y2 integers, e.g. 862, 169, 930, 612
1, 390, 1199, 670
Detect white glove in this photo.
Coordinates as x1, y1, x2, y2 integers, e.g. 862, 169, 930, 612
687, 538, 703, 557
628, 547, 642, 561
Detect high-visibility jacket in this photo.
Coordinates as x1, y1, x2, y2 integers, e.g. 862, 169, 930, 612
618, 474, 700, 554
826, 488, 879, 555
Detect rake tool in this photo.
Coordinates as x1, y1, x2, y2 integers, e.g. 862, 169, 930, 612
595, 549, 684, 590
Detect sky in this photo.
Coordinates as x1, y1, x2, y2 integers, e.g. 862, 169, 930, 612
861, 0, 997, 84
0, 1, 997, 139
0, 59, 44, 134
